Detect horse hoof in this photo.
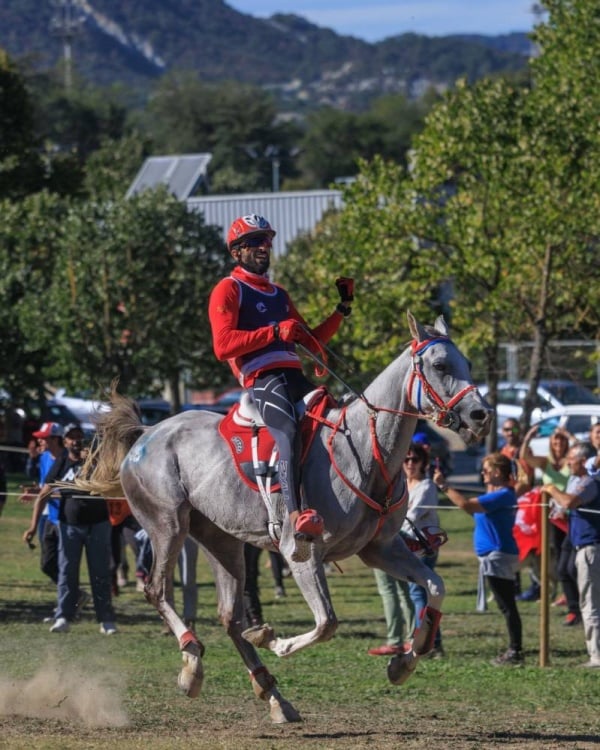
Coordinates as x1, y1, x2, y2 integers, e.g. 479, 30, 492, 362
269, 696, 302, 723
242, 623, 275, 649
178, 648, 204, 698
387, 651, 417, 685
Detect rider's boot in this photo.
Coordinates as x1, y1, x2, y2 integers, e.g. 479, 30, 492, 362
290, 509, 324, 563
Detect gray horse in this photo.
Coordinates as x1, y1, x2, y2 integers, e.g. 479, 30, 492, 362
80, 312, 491, 723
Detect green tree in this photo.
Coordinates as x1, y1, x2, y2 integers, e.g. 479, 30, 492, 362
44, 190, 229, 405
0, 189, 230, 409
83, 132, 152, 199
0, 50, 44, 199
0, 191, 69, 404
142, 74, 301, 193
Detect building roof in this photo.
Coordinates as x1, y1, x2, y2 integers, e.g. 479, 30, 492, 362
126, 154, 211, 200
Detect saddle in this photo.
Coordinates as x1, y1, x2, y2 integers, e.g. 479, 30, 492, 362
218, 386, 334, 495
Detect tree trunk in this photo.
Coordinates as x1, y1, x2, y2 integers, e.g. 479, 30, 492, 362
521, 243, 554, 430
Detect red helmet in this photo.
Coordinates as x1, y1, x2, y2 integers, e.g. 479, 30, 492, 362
226, 214, 276, 250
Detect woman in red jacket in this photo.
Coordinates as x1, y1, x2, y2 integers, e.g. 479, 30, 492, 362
208, 214, 353, 562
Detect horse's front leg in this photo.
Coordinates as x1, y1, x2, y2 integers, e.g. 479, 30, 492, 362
359, 534, 445, 685
243, 552, 338, 657
197, 528, 301, 724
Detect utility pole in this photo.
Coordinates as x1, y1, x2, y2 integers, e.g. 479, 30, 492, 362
50, 0, 85, 91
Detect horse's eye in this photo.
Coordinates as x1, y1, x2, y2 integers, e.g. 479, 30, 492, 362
433, 362, 445, 372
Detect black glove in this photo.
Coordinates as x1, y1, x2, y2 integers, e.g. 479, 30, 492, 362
335, 277, 354, 317
335, 277, 354, 303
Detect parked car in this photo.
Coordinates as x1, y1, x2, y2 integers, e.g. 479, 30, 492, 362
49, 389, 111, 436
527, 405, 600, 457
182, 388, 243, 415
136, 398, 173, 425
478, 379, 600, 427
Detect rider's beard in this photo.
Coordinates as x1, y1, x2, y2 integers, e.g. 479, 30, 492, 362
240, 256, 270, 275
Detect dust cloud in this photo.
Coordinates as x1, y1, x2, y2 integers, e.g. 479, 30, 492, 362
0, 656, 129, 727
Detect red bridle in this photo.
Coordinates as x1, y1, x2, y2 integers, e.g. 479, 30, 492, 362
406, 337, 477, 429
308, 335, 477, 533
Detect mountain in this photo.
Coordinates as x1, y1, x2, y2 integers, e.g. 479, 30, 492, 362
0, 0, 531, 110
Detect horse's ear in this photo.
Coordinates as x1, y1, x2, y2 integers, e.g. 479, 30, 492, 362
434, 315, 449, 337
407, 310, 427, 342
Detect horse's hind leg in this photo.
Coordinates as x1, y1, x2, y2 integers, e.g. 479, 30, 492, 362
193, 520, 301, 723
124, 476, 205, 698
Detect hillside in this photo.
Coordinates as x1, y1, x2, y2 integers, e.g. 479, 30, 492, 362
0, 0, 531, 109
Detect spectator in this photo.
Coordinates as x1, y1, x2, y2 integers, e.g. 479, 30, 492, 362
21, 423, 67, 597
0, 455, 6, 517
138, 532, 200, 635
367, 568, 414, 657
544, 443, 600, 668
500, 418, 536, 601
401, 441, 444, 657
434, 452, 524, 666
24, 423, 64, 543
177, 536, 199, 632
23, 423, 116, 635
243, 548, 290, 628
521, 424, 580, 625
106, 495, 145, 594
500, 418, 534, 496
244, 543, 264, 627
584, 421, 600, 476
208, 213, 352, 563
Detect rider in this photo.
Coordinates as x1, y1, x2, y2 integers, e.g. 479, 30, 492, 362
208, 214, 353, 563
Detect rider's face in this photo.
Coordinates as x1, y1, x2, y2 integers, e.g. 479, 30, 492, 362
233, 235, 272, 274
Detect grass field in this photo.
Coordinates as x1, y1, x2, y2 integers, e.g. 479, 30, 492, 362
1, 470, 599, 749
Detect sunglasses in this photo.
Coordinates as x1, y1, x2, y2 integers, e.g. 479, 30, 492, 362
404, 456, 420, 464
240, 235, 272, 249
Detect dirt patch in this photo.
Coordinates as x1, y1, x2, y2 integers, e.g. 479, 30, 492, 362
0, 656, 128, 728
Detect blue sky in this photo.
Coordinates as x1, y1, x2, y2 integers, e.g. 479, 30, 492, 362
227, 1, 540, 42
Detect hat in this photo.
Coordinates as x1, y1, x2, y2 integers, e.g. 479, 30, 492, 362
32, 422, 64, 439
63, 422, 83, 437
413, 432, 431, 446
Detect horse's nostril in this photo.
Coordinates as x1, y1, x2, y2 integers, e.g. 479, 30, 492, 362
470, 409, 488, 422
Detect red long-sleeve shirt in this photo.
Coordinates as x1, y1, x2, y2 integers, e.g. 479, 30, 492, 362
208, 266, 343, 386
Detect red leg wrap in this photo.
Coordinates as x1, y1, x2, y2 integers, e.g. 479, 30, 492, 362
412, 606, 442, 655
179, 629, 204, 656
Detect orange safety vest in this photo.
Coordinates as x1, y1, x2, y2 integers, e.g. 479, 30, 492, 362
106, 497, 132, 526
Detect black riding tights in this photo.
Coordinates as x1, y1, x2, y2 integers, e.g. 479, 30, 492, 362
250, 369, 313, 516
487, 574, 523, 652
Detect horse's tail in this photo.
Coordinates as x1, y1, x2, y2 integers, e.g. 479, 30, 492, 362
77, 387, 145, 498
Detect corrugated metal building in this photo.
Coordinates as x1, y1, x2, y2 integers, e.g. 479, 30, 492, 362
126, 154, 344, 255
187, 190, 343, 256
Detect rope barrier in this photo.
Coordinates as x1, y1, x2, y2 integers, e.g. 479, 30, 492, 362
0, 444, 29, 453
5, 490, 600, 514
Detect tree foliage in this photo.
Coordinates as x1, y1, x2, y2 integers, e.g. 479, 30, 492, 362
279, 0, 600, 435
0, 189, 230, 408
0, 51, 45, 199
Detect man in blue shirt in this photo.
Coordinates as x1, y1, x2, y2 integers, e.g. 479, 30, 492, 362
544, 443, 600, 668
24, 422, 65, 586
